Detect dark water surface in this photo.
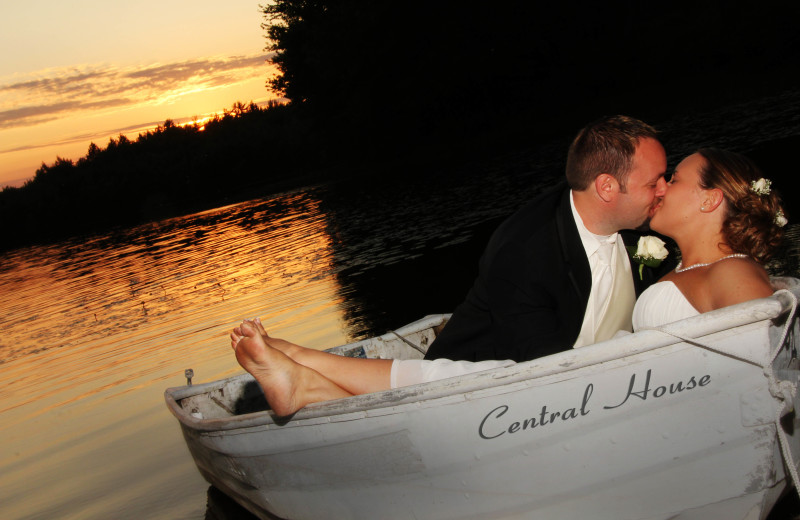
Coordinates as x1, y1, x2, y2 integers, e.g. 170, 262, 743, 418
3, 89, 800, 519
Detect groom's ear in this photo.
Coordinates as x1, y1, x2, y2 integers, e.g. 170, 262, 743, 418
595, 173, 617, 202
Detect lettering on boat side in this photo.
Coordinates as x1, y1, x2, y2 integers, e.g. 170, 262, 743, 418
602, 369, 711, 410
478, 369, 711, 440
478, 384, 593, 440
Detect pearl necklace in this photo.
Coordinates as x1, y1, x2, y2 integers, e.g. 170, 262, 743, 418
674, 253, 749, 273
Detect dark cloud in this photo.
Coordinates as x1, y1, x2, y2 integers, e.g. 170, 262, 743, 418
0, 70, 114, 95
125, 54, 265, 81
0, 98, 132, 130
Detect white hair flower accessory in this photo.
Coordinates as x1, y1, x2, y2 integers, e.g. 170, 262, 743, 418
750, 178, 772, 196
775, 210, 788, 227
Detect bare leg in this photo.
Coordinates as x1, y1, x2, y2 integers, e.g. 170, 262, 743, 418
231, 321, 352, 416
231, 319, 394, 395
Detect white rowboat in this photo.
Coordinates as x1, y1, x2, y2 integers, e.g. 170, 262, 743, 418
165, 277, 800, 520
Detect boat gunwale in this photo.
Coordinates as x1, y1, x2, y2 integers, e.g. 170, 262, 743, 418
166, 284, 797, 432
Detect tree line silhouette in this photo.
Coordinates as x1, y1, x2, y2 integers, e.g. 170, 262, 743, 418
2, 0, 798, 252
0, 101, 327, 251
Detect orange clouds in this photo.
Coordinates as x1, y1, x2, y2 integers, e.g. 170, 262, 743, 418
0, 53, 279, 186
0, 54, 271, 131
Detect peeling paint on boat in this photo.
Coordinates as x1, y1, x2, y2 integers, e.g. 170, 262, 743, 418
166, 278, 800, 520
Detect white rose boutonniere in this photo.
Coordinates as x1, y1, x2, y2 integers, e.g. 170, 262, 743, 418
627, 236, 669, 280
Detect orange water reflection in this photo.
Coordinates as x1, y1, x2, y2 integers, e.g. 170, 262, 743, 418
0, 190, 351, 519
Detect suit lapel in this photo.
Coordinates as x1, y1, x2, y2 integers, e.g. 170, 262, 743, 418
555, 189, 591, 303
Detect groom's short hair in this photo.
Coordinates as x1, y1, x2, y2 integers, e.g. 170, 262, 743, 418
565, 115, 658, 192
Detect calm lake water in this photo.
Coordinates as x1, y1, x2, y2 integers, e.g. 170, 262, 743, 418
3, 89, 800, 519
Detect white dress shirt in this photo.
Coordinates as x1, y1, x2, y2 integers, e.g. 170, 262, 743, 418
569, 191, 625, 348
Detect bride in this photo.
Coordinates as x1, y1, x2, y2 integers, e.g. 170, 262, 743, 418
230, 148, 787, 417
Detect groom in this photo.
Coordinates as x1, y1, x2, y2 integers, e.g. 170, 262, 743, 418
424, 115, 672, 362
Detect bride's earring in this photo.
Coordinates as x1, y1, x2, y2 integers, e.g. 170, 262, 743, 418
700, 206, 706, 211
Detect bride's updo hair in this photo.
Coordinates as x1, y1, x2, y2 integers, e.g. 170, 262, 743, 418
697, 148, 786, 263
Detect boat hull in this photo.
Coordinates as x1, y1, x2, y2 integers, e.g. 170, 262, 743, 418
167, 280, 800, 520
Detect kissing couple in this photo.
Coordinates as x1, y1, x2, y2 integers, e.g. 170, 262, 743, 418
230, 115, 787, 417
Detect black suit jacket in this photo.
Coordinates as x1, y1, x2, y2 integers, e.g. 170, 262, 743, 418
424, 183, 673, 362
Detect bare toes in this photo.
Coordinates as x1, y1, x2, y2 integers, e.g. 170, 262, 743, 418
254, 318, 268, 336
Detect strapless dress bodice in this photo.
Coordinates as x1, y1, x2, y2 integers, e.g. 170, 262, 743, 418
632, 281, 699, 330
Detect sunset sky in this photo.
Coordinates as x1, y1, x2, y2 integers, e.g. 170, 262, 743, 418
0, 1, 280, 188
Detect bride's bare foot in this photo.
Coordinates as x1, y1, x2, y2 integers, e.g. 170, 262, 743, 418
253, 318, 303, 358
231, 320, 350, 416
230, 318, 302, 359
231, 321, 303, 416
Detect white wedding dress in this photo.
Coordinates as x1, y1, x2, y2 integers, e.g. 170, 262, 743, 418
632, 281, 699, 331
390, 281, 700, 388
